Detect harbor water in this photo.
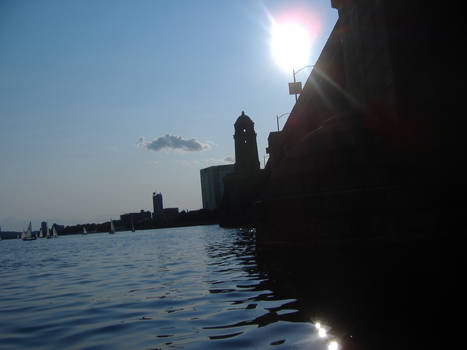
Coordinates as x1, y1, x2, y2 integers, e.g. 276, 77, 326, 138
0, 225, 341, 350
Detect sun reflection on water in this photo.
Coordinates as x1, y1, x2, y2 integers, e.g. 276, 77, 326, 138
314, 321, 340, 349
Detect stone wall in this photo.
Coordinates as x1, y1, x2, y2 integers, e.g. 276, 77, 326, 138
258, 0, 440, 242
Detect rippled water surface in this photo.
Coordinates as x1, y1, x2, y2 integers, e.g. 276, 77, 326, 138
0, 225, 338, 349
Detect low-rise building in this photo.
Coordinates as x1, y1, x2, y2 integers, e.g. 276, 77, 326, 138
163, 208, 179, 221
120, 210, 152, 226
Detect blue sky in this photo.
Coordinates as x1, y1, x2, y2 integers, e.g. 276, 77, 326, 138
0, 0, 337, 231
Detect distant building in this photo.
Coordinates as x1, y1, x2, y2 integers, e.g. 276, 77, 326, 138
41, 221, 47, 235
152, 192, 163, 217
52, 223, 64, 232
120, 210, 152, 226
200, 164, 235, 210
163, 208, 179, 221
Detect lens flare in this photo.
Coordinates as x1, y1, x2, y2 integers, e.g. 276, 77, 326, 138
328, 340, 339, 350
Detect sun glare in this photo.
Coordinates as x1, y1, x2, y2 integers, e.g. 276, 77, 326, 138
318, 327, 327, 338
271, 21, 311, 73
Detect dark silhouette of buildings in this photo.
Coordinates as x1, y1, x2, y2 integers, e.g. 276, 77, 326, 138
52, 223, 64, 232
220, 112, 264, 227
200, 164, 235, 210
41, 221, 47, 236
161, 208, 179, 222
120, 210, 152, 228
152, 192, 163, 218
233, 112, 260, 174
150, 191, 180, 224
250, 4, 441, 348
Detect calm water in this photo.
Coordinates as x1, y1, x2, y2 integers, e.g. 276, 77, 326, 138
0, 225, 340, 350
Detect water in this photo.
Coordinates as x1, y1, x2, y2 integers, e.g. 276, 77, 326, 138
0, 225, 339, 350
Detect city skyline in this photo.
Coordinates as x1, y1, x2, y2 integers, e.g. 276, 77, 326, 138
0, 0, 338, 231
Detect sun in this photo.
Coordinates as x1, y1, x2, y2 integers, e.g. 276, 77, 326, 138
271, 21, 312, 73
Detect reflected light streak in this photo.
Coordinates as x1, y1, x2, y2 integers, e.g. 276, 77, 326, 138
328, 340, 339, 350
318, 327, 327, 338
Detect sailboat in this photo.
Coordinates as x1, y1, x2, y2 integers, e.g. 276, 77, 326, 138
83, 226, 87, 235
22, 222, 36, 241
46, 228, 51, 239
52, 226, 58, 238
39, 228, 44, 238
109, 220, 115, 234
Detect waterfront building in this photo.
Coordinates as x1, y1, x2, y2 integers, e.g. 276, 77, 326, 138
220, 112, 263, 227
200, 164, 235, 210
120, 210, 152, 226
41, 221, 47, 236
163, 208, 179, 221
152, 192, 163, 217
52, 223, 64, 232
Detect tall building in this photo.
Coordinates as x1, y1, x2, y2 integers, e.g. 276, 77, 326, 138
200, 164, 235, 210
233, 111, 260, 174
41, 221, 47, 235
152, 192, 163, 216
220, 111, 262, 227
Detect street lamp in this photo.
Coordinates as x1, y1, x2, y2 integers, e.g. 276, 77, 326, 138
289, 65, 315, 102
276, 112, 290, 131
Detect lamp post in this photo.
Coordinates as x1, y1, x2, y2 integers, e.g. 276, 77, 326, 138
289, 65, 315, 102
276, 112, 290, 131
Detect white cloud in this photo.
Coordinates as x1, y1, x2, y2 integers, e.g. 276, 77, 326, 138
138, 135, 210, 152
